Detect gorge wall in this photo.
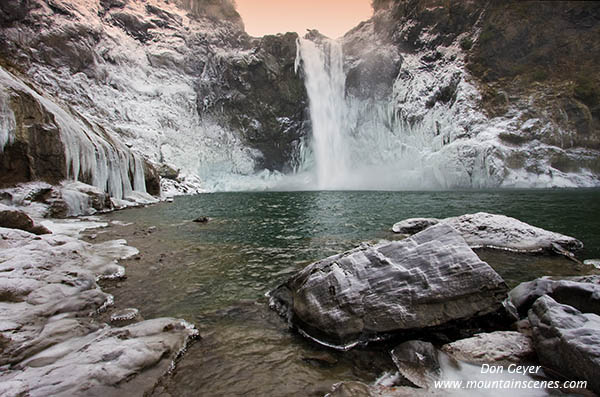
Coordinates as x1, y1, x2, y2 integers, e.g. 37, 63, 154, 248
0, 0, 599, 198
0, 0, 308, 196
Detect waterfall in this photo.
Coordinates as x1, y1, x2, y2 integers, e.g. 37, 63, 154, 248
296, 38, 351, 190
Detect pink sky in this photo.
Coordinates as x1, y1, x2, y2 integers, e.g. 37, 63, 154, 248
235, 0, 373, 38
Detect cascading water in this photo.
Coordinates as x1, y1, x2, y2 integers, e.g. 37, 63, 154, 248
296, 36, 430, 190
295, 38, 351, 190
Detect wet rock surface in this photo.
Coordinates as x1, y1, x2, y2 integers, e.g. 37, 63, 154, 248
270, 223, 508, 348
391, 340, 443, 388
392, 212, 583, 254
529, 295, 600, 394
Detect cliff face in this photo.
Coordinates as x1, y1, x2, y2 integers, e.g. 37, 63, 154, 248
0, 0, 308, 194
337, 0, 600, 187
0, 0, 598, 194
467, 1, 600, 150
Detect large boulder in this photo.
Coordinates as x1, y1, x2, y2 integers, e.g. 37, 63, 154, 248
509, 276, 600, 318
392, 212, 583, 254
269, 224, 508, 349
528, 295, 600, 394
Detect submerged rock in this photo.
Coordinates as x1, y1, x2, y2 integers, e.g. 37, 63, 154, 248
441, 331, 535, 365
110, 307, 141, 324
529, 295, 600, 394
269, 224, 508, 349
392, 212, 583, 254
509, 276, 600, 318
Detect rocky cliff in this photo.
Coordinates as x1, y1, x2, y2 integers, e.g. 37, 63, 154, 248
338, 0, 600, 187
0, 0, 308, 196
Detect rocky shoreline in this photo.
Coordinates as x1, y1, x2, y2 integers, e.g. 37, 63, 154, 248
0, 186, 199, 396
271, 213, 600, 396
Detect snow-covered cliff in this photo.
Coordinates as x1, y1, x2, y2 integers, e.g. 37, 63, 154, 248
1, 0, 598, 201
0, 0, 307, 198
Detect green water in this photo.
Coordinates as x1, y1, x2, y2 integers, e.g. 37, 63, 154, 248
96, 190, 600, 396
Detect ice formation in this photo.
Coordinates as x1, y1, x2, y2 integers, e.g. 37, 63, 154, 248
0, 67, 151, 201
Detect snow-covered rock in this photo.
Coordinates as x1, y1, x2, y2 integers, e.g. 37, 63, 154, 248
0, 203, 50, 234
0, 221, 198, 396
441, 331, 535, 365
509, 275, 600, 318
269, 223, 508, 349
392, 212, 583, 254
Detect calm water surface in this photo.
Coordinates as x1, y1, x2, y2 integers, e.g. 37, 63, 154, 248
96, 190, 600, 396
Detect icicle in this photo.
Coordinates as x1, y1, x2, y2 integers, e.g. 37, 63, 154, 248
0, 88, 16, 152
132, 154, 147, 193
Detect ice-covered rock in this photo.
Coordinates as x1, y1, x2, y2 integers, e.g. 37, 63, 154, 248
110, 307, 141, 323
0, 66, 152, 200
0, 222, 198, 395
392, 212, 583, 254
441, 331, 535, 365
0, 318, 198, 397
529, 295, 600, 394
269, 223, 508, 349
509, 276, 600, 318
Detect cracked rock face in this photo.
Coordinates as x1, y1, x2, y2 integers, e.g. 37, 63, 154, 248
529, 295, 600, 394
270, 223, 508, 349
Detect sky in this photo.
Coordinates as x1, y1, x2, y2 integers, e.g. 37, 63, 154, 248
235, 0, 373, 39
